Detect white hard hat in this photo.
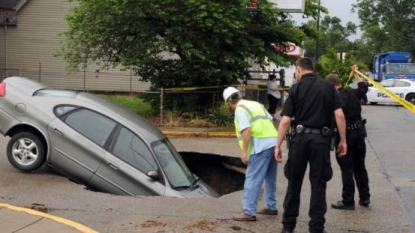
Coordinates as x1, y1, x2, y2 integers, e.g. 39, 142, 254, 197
223, 86, 240, 102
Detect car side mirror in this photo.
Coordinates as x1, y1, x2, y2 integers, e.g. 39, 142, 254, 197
146, 171, 159, 180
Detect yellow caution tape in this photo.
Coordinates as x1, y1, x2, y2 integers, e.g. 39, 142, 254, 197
353, 70, 415, 114
237, 85, 289, 91
159, 85, 289, 92
162, 131, 236, 138
345, 71, 354, 87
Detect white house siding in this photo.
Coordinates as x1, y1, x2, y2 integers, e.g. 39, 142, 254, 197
0, 26, 6, 73
6, 0, 150, 92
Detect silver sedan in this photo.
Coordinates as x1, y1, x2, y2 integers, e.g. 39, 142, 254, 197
0, 76, 219, 198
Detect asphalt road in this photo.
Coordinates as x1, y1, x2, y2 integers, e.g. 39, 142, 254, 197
363, 104, 415, 229
0, 104, 414, 232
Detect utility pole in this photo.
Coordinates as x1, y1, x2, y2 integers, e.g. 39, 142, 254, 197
315, 0, 321, 62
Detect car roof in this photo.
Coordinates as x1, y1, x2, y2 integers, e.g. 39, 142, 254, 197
3, 76, 46, 95
5, 76, 165, 143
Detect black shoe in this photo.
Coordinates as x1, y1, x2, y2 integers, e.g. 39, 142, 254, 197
331, 201, 355, 210
282, 229, 294, 233
359, 199, 370, 207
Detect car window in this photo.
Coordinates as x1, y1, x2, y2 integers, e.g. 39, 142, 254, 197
64, 109, 116, 146
394, 81, 410, 87
34, 89, 78, 98
112, 127, 157, 173
381, 80, 394, 87
54, 106, 78, 117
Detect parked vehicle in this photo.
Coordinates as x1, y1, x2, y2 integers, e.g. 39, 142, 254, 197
373, 52, 415, 81
366, 78, 415, 105
0, 76, 219, 198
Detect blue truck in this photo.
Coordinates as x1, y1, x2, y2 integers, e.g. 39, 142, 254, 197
373, 52, 415, 81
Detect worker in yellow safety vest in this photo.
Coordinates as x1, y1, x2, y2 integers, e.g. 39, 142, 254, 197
223, 86, 280, 222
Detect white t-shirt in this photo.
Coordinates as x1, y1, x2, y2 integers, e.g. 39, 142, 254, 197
267, 80, 281, 99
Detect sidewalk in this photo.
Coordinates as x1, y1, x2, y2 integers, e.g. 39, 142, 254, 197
0, 203, 97, 233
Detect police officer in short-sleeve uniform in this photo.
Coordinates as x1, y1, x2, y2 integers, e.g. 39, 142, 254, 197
326, 66, 371, 210
274, 58, 347, 233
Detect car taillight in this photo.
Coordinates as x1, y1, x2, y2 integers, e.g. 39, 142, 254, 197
0, 82, 5, 97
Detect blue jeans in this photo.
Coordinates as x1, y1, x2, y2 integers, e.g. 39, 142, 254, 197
243, 146, 278, 216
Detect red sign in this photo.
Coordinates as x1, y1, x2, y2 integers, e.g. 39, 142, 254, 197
274, 43, 296, 53
274, 42, 302, 57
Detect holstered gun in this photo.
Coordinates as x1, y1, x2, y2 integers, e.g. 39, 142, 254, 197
362, 118, 367, 138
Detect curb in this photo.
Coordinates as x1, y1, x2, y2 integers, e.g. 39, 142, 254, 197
0, 203, 98, 233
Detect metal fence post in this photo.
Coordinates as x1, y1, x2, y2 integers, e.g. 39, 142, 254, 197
160, 87, 164, 125
129, 67, 132, 93
279, 69, 285, 107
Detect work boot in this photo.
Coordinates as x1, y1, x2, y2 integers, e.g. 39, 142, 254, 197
232, 212, 256, 221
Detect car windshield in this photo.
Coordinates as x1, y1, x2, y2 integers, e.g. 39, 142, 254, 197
152, 139, 194, 189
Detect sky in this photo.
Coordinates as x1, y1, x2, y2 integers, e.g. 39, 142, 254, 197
291, 0, 361, 39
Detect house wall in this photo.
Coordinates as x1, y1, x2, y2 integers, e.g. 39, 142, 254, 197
0, 26, 6, 72
6, 0, 150, 92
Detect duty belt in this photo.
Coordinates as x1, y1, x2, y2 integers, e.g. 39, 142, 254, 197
346, 120, 363, 131
294, 125, 331, 136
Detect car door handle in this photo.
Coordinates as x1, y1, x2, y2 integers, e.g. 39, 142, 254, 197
108, 162, 119, 170
54, 128, 64, 136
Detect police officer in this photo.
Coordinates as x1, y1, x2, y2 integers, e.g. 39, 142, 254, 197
326, 65, 371, 210
274, 57, 347, 233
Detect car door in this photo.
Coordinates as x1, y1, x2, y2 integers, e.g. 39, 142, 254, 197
47, 106, 117, 185
391, 80, 411, 101
89, 126, 166, 196
372, 79, 395, 103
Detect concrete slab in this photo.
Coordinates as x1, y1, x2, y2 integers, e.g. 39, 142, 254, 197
0, 207, 41, 232
17, 218, 80, 233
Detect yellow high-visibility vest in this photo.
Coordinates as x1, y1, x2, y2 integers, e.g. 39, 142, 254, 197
235, 100, 278, 156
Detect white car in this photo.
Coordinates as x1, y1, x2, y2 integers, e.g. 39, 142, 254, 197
366, 79, 415, 105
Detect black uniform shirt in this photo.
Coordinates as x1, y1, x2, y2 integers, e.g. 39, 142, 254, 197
338, 82, 368, 123
281, 73, 343, 128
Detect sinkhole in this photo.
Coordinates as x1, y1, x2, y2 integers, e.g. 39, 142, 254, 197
180, 152, 246, 196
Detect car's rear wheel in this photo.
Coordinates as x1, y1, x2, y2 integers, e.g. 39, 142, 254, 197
7, 132, 46, 172
370, 102, 378, 105
405, 93, 415, 105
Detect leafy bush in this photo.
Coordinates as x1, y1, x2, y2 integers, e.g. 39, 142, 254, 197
101, 95, 154, 118
207, 103, 234, 127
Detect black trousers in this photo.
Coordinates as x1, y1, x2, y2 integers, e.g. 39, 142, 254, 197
267, 94, 279, 115
335, 130, 370, 204
283, 134, 332, 233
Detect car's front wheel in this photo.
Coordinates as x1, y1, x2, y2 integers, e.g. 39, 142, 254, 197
405, 93, 415, 105
369, 102, 378, 105
7, 132, 46, 172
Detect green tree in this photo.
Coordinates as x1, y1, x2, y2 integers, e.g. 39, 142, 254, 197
353, 0, 415, 55
59, 0, 319, 113
315, 48, 366, 85
302, 15, 357, 59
